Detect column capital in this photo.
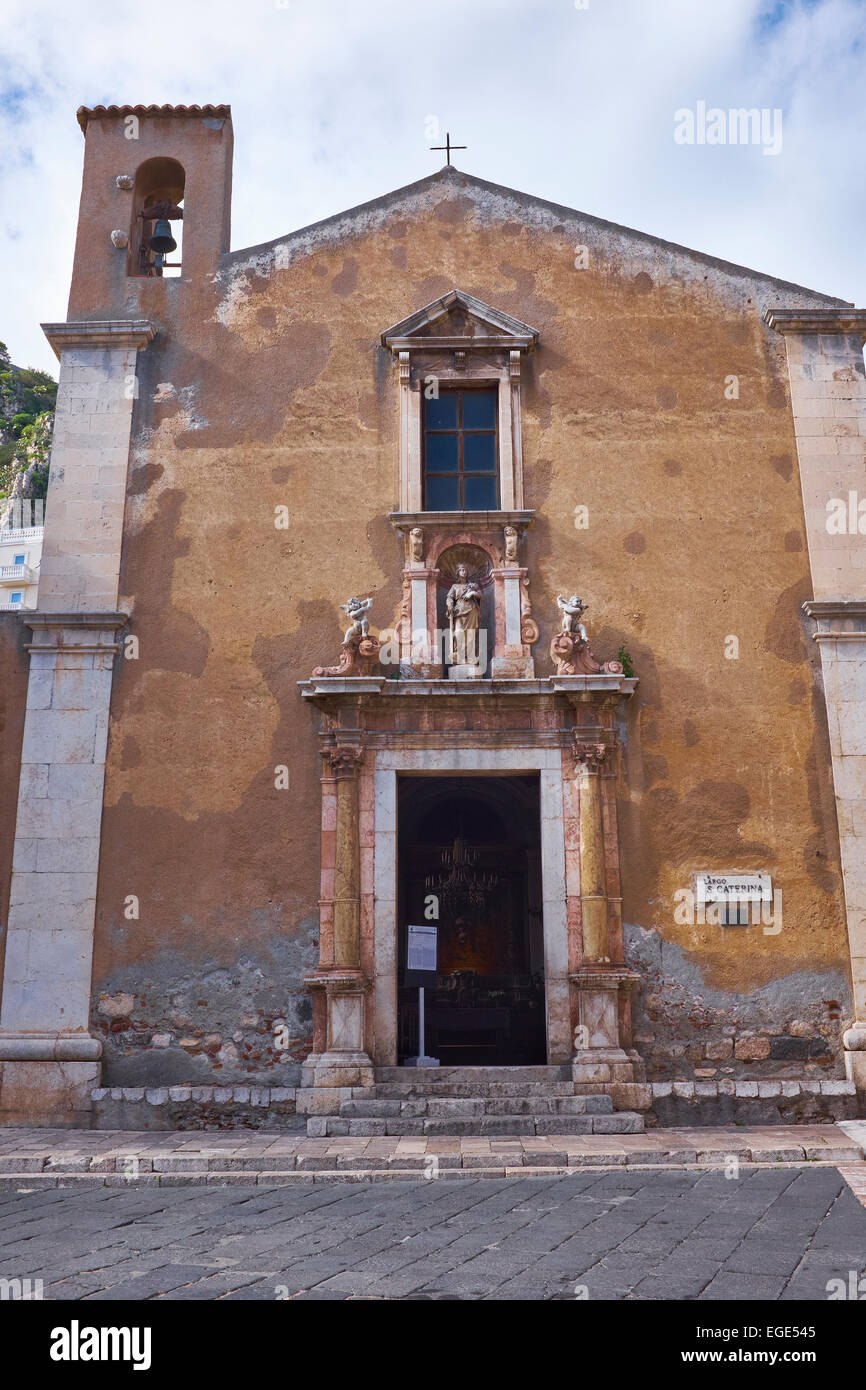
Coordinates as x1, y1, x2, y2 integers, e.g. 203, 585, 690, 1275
41, 319, 157, 359
573, 739, 609, 771
323, 743, 364, 778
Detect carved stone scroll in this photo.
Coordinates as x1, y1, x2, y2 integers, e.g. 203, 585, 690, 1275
312, 632, 382, 679
550, 633, 623, 678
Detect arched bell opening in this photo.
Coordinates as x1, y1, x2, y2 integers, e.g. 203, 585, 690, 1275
128, 157, 185, 278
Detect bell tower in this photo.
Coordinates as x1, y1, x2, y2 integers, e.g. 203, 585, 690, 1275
67, 103, 233, 318
0, 103, 233, 1126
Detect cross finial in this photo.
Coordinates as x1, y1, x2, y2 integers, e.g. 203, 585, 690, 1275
430, 131, 467, 166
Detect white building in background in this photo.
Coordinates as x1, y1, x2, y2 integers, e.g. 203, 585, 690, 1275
0, 509, 43, 611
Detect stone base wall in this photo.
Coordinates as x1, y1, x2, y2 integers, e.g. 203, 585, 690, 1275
92, 1085, 303, 1132
90, 936, 318, 1090
85, 1076, 859, 1131
647, 1078, 857, 1127
626, 923, 851, 1083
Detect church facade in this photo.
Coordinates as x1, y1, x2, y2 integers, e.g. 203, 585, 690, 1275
1, 103, 865, 1131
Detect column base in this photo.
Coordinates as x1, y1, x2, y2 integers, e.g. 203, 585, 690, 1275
0, 1059, 101, 1127
490, 655, 534, 679
843, 1026, 866, 1107
571, 1047, 638, 1084
311, 1051, 375, 1088
303, 971, 374, 1087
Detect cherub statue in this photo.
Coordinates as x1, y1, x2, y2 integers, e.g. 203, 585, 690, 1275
557, 594, 588, 643
341, 595, 373, 644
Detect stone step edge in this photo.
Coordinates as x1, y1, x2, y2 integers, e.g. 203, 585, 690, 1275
652, 1080, 856, 1098
2, 1136, 858, 1176
0, 1157, 858, 1188
89, 1079, 856, 1106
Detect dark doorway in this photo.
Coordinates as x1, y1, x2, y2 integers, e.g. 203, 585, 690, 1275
397, 775, 545, 1066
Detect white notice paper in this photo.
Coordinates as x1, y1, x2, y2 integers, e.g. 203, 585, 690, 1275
407, 924, 438, 973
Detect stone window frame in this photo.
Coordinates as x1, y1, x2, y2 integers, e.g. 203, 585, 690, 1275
381, 290, 539, 516
422, 385, 500, 511
368, 746, 572, 1066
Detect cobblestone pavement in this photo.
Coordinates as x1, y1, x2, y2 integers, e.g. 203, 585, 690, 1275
1, 1166, 865, 1300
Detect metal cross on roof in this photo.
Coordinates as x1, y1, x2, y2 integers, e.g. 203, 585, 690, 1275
430, 132, 467, 166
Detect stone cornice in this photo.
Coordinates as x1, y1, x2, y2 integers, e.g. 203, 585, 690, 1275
24, 611, 129, 628
385, 335, 535, 352
42, 320, 157, 359
765, 308, 866, 339
22, 611, 128, 655
299, 674, 638, 703
390, 510, 534, 532
802, 599, 866, 620
802, 597, 866, 642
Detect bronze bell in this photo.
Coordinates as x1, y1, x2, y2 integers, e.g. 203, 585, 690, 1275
148, 218, 177, 254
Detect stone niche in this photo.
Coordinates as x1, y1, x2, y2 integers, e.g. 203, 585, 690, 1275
391, 516, 539, 680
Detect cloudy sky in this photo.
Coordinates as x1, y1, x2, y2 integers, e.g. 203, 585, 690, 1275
1, 0, 863, 375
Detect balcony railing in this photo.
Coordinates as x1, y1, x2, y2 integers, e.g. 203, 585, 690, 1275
0, 525, 43, 545
0, 564, 35, 586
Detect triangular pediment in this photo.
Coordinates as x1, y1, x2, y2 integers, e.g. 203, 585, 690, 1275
381, 290, 539, 351
231, 166, 848, 310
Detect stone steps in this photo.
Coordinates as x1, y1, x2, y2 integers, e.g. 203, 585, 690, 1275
308, 1111, 644, 1137
340, 1095, 613, 1117
305, 1063, 645, 1136
358, 1081, 579, 1099
374, 1065, 571, 1086
1, 1124, 860, 1189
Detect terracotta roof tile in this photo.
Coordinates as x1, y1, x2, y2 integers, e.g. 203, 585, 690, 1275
76, 103, 231, 133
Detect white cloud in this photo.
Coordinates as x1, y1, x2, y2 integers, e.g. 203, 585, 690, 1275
1, 0, 863, 373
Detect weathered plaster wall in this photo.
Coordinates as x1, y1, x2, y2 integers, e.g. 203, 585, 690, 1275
74, 160, 851, 1082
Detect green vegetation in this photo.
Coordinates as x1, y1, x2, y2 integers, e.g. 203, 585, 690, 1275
616, 645, 635, 678
0, 340, 57, 501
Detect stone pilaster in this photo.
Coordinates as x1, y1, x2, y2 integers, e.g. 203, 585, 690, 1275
803, 600, 866, 1094
403, 566, 442, 676
569, 739, 642, 1092
767, 309, 866, 1101
489, 565, 536, 678
0, 316, 154, 1126
37, 322, 156, 611
303, 744, 373, 1087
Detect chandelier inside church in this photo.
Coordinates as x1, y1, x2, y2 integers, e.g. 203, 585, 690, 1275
426, 833, 499, 913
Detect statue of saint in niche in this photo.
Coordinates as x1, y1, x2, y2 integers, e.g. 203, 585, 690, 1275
445, 562, 482, 667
